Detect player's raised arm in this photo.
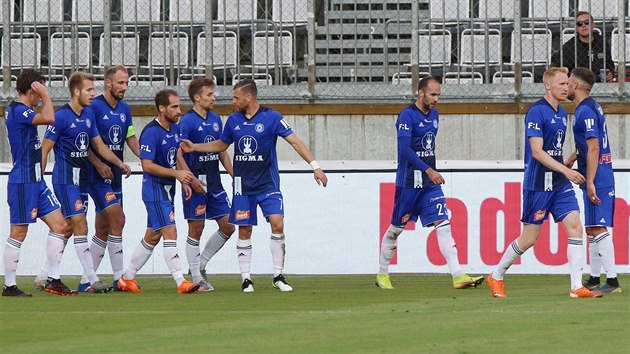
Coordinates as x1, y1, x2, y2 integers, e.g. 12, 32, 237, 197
30, 81, 55, 126
283, 133, 327, 187
529, 136, 585, 185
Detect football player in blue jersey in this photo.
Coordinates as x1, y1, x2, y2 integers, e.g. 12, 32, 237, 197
565, 67, 620, 294
2, 69, 75, 296
181, 79, 328, 293
117, 89, 200, 294
39, 71, 131, 293
176, 78, 235, 292
376, 76, 484, 291
78, 65, 140, 292
487, 67, 602, 298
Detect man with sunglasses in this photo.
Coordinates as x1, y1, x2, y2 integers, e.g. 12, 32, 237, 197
551, 11, 615, 82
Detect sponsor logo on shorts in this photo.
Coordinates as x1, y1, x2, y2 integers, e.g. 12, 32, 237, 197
74, 199, 84, 211
599, 153, 612, 164
235, 210, 250, 221
105, 192, 117, 203
534, 209, 546, 221
169, 211, 175, 222
401, 213, 411, 223
195, 205, 206, 217
30, 208, 38, 220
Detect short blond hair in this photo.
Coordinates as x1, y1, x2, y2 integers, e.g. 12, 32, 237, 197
68, 71, 95, 95
543, 67, 569, 84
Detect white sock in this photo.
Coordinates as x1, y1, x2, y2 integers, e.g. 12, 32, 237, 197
123, 239, 154, 280
200, 230, 229, 270
568, 238, 584, 291
186, 236, 201, 282
435, 221, 463, 278
588, 236, 602, 277
593, 232, 617, 279
3, 238, 22, 287
163, 240, 184, 286
237, 238, 252, 281
270, 233, 285, 277
492, 240, 524, 280
379, 225, 403, 274
81, 235, 106, 284
46, 233, 67, 279
107, 235, 124, 281
75, 235, 99, 284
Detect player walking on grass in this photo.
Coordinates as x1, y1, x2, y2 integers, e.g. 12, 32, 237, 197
486, 67, 603, 299
2, 69, 74, 297
565, 67, 621, 294
181, 79, 328, 293
39, 71, 131, 294
117, 89, 199, 294
376, 76, 484, 290
177, 78, 235, 292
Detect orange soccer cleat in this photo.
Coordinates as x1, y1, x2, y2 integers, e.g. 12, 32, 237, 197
177, 280, 200, 294
486, 274, 507, 298
570, 286, 604, 298
117, 276, 142, 293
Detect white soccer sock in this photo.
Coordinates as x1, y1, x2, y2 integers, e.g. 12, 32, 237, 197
107, 235, 124, 281
588, 236, 602, 277
45, 233, 67, 279
237, 238, 252, 281
163, 240, 184, 286
75, 235, 99, 284
3, 238, 22, 286
81, 235, 106, 284
270, 233, 285, 277
200, 230, 229, 270
593, 232, 617, 279
435, 221, 464, 278
186, 236, 202, 282
492, 240, 524, 280
379, 225, 403, 274
123, 239, 154, 280
568, 238, 584, 291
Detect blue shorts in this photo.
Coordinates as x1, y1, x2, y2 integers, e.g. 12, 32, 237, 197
53, 184, 88, 218
521, 184, 579, 224
7, 182, 61, 224
229, 190, 284, 226
144, 200, 176, 231
86, 181, 122, 213
183, 187, 230, 220
583, 186, 615, 228
390, 185, 449, 227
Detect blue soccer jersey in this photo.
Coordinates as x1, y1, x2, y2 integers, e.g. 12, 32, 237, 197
44, 105, 99, 186
395, 103, 439, 188
523, 98, 570, 191
179, 109, 223, 192
5, 101, 44, 183
221, 106, 293, 195
139, 119, 180, 202
87, 95, 134, 186
573, 97, 614, 189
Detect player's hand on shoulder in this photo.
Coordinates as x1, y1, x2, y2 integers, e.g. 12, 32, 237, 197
564, 169, 585, 185
426, 168, 445, 185
180, 139, 195, 153
176, 170, 194, 184
314, 169, 328, 187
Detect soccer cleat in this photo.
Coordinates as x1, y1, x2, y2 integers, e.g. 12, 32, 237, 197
242, 278, 255, 293
486, 274, 507, 298
43, 278, 79, 296
272, 274, 293, 292
582, 277, 601, 290
33, 279, 46, 291
117, 276, 142, 293
594, 283, 622, 294
453, 274, 485, 289
197, 279, 214, 292
88, 281, 112, 293
177, 280, 200, 294
77, 282, 91, 292
2, 285, 32, 297
375, 274, 394, 290
112, 280, 121, 291
570, 286, 604, 298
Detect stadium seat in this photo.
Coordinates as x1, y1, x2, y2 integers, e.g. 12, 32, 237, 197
578, 0, 621, 20
232, 73, 273, 86
147, 31, 189, 68
391, 71, 430, 85
169, 0, 205, 24
98, 32, 140, 67
21, 0, 63, 24
492, 71, 534, 83
49, 32, 91, 69
418, 29, 452, 67
477, 0, 515, 21
561, 27, 602, 45
429, 0, 471, 22
119, 0, 162, 23
443, 71, 483, 84
273, 0, 308, 25
128, 74, 168, 87
252, 31, 293, 68
459, 28, 502, 67
0, 75, 18, 88
177, 74, 218, 87
217, 0, 258, 22
196, 31, 238, 69
47, 74, 68, 87
611, 28, 630, 64
72, 0, 105, 24
1, 32, 41, 68
528, 0, 569, 19
510, 28, 552, 66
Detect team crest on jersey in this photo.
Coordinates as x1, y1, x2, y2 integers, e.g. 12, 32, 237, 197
433, 120, 438, 128
195, 205, 206, 217
109, 125, 122, 144
105, 192, 116, 203
562, 117, 567, 126
30, 208, 38, 220
86, 119, 91, 128
120, 113, 126, 122
75, 132, 89, 151
235, 210, 250, 221
534, 209, 546, 221
167, 147, 177, 167
237, 135, 258, 155
553, 130, 564, 150
401, 214, 411, 224
213, 122, 220, 132
169, 211, 175, 222
74, 199, 84, 211
255, 123, 264, 133
422, 132, 435, 151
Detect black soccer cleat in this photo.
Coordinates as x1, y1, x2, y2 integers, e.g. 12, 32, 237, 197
44, 278, 79, 296
2, 285, 33, 297
242, 278, 255, 293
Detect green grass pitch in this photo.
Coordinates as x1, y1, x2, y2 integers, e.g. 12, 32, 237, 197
1, 274, 628, 353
